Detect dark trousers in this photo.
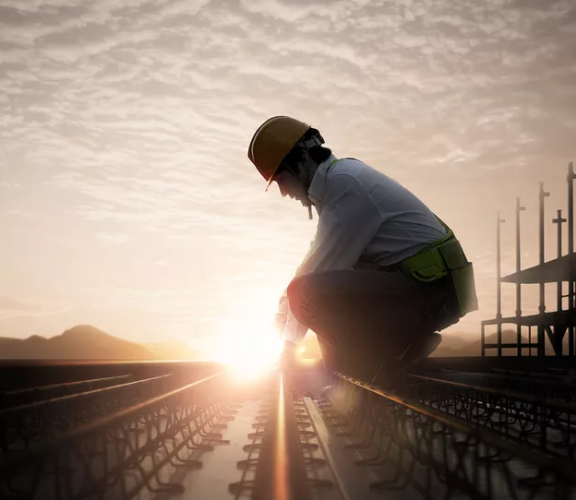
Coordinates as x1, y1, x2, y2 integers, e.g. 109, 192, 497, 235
287, 269, 457, 381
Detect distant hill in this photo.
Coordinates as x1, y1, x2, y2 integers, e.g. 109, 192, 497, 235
433, 330, 521, 357
1, 324, 570, 361
432, 333, 474, 357
433, 328, 573, 357
0, 325, 156, 360
299, 331, 483, 358
299, 331, 485, 358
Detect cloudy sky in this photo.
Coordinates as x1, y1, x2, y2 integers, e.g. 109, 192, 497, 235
1, 0, 575, 352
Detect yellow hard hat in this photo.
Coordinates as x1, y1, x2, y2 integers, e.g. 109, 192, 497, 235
247, 116, 311, 190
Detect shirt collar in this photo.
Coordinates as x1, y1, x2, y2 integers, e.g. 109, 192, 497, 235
308, 153, 338, 212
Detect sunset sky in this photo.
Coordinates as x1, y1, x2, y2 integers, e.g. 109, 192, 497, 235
1, 0, 575, 352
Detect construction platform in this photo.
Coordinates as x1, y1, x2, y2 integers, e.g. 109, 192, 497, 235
1, 358, 575, 500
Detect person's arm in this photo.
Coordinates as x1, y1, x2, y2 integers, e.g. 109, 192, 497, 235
295, 174, 383, 276
274, 291, 308, 342
276, 175, 383, 343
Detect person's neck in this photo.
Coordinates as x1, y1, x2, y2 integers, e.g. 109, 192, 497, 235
305, 161, 320, 188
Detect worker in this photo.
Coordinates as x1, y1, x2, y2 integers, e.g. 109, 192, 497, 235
247, 116, 478, 383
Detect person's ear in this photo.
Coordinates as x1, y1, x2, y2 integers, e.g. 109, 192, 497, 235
297, 150, 310, 172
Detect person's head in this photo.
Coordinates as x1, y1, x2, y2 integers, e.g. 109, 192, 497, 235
247, 116, 332, 206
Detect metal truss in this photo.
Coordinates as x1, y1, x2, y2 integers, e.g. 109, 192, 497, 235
229, 373, 315, 500
0, 374, 174, 452
405, 373, 576, 461
0, 371, 235, 500
433, 368, 576, 404
324, 373, 576, 500
3, 361, 576, 500
0, 374, 133, 408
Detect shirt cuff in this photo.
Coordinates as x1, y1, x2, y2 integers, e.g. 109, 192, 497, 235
283, 309, 308, 343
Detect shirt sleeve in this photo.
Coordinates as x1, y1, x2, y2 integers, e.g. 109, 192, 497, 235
294, 174, 382, 277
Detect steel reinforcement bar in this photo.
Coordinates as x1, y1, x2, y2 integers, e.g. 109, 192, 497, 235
230, 373, 315, 500
327, 373, 576, 500
0, 374, 174, 452
0, 371, 235, 500
405, 373, 576, 460
429, 368, 576, 403
0, 374, 133, 408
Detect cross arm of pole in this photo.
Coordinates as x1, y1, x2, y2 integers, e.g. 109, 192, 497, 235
553, 211, 567, 224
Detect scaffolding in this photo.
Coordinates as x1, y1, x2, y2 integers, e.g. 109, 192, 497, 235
482, 161, 576, 357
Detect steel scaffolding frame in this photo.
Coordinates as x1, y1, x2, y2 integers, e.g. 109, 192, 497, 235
482, 161, 576, 357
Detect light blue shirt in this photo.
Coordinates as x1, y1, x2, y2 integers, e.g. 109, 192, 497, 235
279, 154, 446, 343
295, 154, 446, 276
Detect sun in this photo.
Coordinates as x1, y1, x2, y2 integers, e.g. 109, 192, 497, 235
208, 326, 285, 381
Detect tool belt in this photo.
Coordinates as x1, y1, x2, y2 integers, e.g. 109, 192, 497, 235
325, 158, 477, 318
398, 219, 478, 318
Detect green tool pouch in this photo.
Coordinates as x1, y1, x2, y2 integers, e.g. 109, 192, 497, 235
436, 238, 478, 317
400, 231, 479, 318
450, 262, 478, 317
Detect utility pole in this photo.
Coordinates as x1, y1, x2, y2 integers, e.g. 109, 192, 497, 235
497, 212, 505, 357
515, 198, 525, 356
552, 210, 566, 312
567, 162, 575, 356
538, 182, 550, 356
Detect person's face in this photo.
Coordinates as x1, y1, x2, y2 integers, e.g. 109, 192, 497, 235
273, 153, 311, 206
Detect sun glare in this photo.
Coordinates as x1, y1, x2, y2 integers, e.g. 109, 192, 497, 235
209, 327, 284, 381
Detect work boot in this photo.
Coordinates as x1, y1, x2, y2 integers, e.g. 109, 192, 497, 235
369, 333, 442, 390
397, 332, 442, 371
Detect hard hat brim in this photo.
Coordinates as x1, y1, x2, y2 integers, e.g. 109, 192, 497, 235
265, 176, 274, 192
248, 115, 310, 190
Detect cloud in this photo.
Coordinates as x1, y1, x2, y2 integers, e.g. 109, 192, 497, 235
0, 297, 69, 320
1, 0, 575, 340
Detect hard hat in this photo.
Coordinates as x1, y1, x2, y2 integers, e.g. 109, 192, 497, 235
247, 116, 311, 190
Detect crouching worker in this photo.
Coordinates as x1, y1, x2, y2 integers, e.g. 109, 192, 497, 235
247, 116, 478, 383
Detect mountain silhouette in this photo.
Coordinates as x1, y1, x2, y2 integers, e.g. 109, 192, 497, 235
2, 325, 568, 361
433, 328, 573, 357
432, 330, 526, 357
301, 331, 483, 358
0, 325, 156, 360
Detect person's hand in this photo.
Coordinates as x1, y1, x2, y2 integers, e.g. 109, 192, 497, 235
273, 289, 308, 342
273, 291, 289, 334
283, 312, 308, 343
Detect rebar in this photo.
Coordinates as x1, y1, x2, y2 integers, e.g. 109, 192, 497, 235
325, 373, 576, 499
406, 373, 576, 460
0, 371, 233, 500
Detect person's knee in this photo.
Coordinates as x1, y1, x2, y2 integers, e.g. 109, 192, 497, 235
286, 273, 319, 326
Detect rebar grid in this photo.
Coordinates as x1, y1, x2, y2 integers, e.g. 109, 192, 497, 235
0, 374, 133, 408
0, 374, 174, 452
230, 373, 324, 500
405, 373, 576, 460
434, 369, 576, 404
229, 398, 274, 497
293, 397, 334, 493
0, 371, 234, 500
326, 373, 576, 500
